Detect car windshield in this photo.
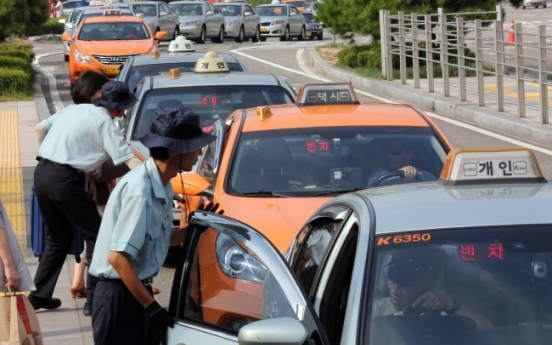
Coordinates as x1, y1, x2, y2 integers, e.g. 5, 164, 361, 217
79, 22, 150, 41
287, 1, 307, 6
125, 62, 245, 91
215, 4, 241, 16
226, 127, 447, 196
368, 225, 552, 345
133, 4, 157, 16
302, 12, 316, 23
169, 3, 203, 15
134, 85, 294, 133
256, 6, 287, 16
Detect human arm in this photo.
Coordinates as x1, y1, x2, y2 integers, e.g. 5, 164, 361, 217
35, 122, 48, 146
0, 219, 19, 288
108, 251, 154, 308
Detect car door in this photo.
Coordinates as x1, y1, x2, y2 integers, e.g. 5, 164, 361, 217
167, 211, 331, 345
160, 3, 175, 34
288, 6, 300, 35
203, 3, 214, 36
244, 5, 257, 36
210, 3, 224, 34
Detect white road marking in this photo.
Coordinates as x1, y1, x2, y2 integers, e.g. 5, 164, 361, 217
33, 52, 64, 113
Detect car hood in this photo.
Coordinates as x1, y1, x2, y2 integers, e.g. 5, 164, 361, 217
178, 15, 203, 22
259, 15, 286, 22
218, 194, 331, 251
75, 40, 154, 55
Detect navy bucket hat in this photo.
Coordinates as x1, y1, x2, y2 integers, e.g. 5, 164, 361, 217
134, 107, 216, 154
92, 81, 138, 111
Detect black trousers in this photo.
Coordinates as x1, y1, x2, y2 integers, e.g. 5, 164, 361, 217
92, 280, 152, 345
32, 159, 100, 303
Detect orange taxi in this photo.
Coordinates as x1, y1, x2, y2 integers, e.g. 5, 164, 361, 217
62, 9, 167, 86
171, 83, 456, 329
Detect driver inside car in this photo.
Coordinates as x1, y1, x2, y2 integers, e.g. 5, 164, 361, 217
368, 139, 436, 187
373, 248, 494, 328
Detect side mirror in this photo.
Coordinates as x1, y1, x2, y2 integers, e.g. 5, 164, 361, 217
238, 318, 308, 345
65, 22, 74, 29
58, 19, 66, 24
61, 33, 73, 42
206, 10, 214, 15
155, 31, 168, 40
171, 173, 211, 197
244, 11, 252, 16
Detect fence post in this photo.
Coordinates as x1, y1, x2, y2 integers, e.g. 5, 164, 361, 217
496, 4, 502, 22
456, 17, 466, 101
537, 25, 548, 124
438, 8, 449, 97
399, 11, 407, 84
515, 23, 525, 118
380, 10, 388, 79
494, 17, 504, 112
474, 19, 484, 106
386, 10, 393, 81
425, 14, 434, 93
412, 13, 420, 89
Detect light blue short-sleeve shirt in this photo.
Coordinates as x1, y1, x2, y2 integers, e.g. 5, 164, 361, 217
38, 104, 134, 172
89, 158, 174, 280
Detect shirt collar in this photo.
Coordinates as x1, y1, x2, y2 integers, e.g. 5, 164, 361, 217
144, 158, 172, 201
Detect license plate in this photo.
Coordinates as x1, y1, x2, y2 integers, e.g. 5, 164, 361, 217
306, 32, 311, 36
260, 27, 267, 32
103, 67, 119, 74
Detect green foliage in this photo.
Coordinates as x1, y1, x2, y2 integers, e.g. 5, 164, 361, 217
314, 0, 353, 39
0, 0, 49, 41
25, 18, 65, 36
0, 40, 35, 63
250, 0, 272, 9
0, 39, 35, 98
0, 56, 32, 74
0, 68, 31, 96
337, 42, 382, 69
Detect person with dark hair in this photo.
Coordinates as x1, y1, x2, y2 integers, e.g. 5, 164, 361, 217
71, 69, 109, 104
29, 81, 143, 313
89, 107, 218, 345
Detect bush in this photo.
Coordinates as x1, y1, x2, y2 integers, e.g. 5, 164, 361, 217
25, 20, 65, 36
337, 42, 382, 69
0, 49, 34, 64
0, 56, 32, 74
0, 68, 31, 95
0, 40, 35, 63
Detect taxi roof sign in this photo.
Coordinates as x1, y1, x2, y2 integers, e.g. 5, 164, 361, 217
440, 148, 546, 186
103, 8, 122, 16
256, 106, 272, 121
167, 36, 195, 53
169, 68, 181, 79
194, 51, 230, 73
296, 82, 359, 106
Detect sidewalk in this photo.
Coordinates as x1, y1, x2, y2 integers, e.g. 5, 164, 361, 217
2, 47, 552, 345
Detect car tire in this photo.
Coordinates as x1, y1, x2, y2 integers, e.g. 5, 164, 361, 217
535, 5, 539, 7
522, 5, 526, 8
280, 26, 290, 41
260, 36, 267, 41
235, 26, 244, 43
212, 26, 224, 43
64, 54, 69, 62
197, 26, 206, 44
173, 26, 179, 39
251, 26, 260, 42
298, 26, 305, 40
317, 32, 323, 40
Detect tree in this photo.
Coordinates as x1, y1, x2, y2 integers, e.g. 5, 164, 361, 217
0, 0, 48, 41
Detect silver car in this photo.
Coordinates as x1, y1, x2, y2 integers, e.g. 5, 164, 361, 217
60, 0, 82, 17
522, 0, 547, 8
255, 3, 306, 41
301, 11, 323, 40
165, 147, 552, 345
131, 1, 180, 40
214, 3, 260, 43
169, 1, 225, 44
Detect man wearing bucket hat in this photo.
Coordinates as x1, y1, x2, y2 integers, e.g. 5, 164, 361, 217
89, 107, 217, 345
30, 81, 143, 313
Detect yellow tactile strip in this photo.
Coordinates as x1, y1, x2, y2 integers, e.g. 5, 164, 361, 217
0, 110, 26, 256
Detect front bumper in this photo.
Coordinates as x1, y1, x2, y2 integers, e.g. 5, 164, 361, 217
224, 25, 240, 37
259, 23, 285, 37
306, 28, 322, 37
179, 25, 202, 39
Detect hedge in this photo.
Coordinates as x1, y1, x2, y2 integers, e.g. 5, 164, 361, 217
0, 68, 30, 95
0, 56, 32, 74
0, 49, 34, 64
0, 40, 33, 53
25, 17, 65, 37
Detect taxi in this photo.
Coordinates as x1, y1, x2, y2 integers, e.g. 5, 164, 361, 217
167, 147, 552, 345
61, 9, 167, 86
117, 37, 249, 92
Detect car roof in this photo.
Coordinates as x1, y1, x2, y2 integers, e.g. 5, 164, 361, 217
169, 1, 207, 4
339, 181, 552, 234
240, 103, 432, 132
84, 15, 145, 24
257, 3, 288, 6
130, 52, 240, 66
132, 1, 161, 4
145, 72, 286, 89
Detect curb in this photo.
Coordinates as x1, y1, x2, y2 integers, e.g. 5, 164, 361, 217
306, 48, 552, 149
32, 70, 52, 122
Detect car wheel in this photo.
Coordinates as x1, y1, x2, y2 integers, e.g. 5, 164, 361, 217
280, 26, 290, 41
235, 26, 244, 43
298, 26, 305, 40
522, 5, 526, 8
317, 32, 323, 40
64, 54, 69, 62
260, 36, 267, 41
535, 5, 539, 7
252, 26, 260, 42
197, 26, 206, 44
211, 26, 224, 43
173, 26, 179, 39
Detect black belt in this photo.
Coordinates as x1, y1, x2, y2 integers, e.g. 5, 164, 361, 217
98, 277, 153, 286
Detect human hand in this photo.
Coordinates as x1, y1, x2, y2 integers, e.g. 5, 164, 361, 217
399, 166, 421, 179
4, 266, 19, 289
145, 300, 175, 345
412, 291, 453, 312
197, 202, 224, 215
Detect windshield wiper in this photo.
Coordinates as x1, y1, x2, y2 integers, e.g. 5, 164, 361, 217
310, 188, 363, 197
232, 191, 292, 197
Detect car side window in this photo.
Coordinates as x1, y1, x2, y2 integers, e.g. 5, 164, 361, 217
197, 140, 216, 183
246, 5, 254, 14
161, 4, 171, 14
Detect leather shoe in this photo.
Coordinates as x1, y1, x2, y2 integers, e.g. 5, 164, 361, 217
28, 296, 61, 310
83, 301, 92, 317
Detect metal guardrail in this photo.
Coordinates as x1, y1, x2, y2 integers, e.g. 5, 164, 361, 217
379, 6, 552, 124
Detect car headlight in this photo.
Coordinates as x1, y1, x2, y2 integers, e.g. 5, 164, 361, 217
182, 21, 201, 26
74, 48, 93, 64
226, 21, 238, 27
314, 25, 320, 30
216, 233, 268, 283
270, 20, 284, 25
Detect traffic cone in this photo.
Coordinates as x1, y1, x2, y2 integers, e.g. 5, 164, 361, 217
508, 20, 515, 45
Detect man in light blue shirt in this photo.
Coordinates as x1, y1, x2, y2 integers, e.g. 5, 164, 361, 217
90, 107, 216, 345
30, 81, 142, 312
